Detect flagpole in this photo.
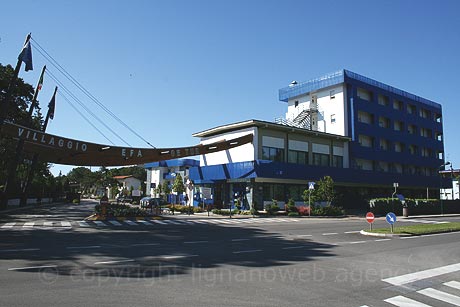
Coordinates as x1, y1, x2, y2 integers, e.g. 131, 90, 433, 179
0, 33, 32, 209
0, 33, 31, 128
21, 87, 58, 206
27, 65, 46, 118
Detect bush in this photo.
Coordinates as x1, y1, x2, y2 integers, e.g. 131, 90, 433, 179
72, 198, 80, 204
288, 212, 300, 217
95, 203, 148, 217
310, 205, 344, 216
368, 198, 454, 216
265, 200, 280, 215
286, 198, 297, 213
297, 206, 310, 216
212, 209, 239, 215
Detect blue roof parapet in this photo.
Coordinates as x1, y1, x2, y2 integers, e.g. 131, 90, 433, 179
279, 69, 441, 109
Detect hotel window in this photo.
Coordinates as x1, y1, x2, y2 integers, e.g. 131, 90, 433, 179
394, 120, 404, 132
394, 142, 405, 153
379, 139, 389, 151
407, 124, 417, 135
393, 163, 403, 174
358, 111, 374, 124
377, 161, 389, 172
407, 104, 416, 115
378, 94, 389, 106
262, 146, 284, 162
420, 128, 432, 138
409, 145, 418, 155
357, 88, 373, 101
330, 90, 336, 99
313, 153, 330, 167
419, 108, 430, 119
378, 116, 390, 128
355, 159, 373, 171
436, 132, 443, 141
288, 150, 308, 165
393, 100, 403, 111
434, 113, 442, 123
358, 135, 374, 148
421, 147, 432, 158
330, 114, 336, 124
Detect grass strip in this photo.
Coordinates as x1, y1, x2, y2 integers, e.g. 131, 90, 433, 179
369, 222, 460, 235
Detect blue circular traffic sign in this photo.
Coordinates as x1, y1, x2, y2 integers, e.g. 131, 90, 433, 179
386, 212, 397, 225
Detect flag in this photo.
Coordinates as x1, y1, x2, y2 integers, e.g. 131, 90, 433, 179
37, 71, 44, 92
18, 39, 33, 72
48, 89, 56, 119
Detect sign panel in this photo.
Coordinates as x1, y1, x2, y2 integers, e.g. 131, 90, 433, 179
308, 182, 315, 190
386, 212, 397, 225
1, 122, 253, 166
366, 212, 375, 224
200, 187, 212, 199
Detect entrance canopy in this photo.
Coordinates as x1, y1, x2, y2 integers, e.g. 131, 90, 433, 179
2, 122, 253, 166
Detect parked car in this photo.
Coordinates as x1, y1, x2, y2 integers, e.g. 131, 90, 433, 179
117, 196, 133, 204
140, 197, 166, 209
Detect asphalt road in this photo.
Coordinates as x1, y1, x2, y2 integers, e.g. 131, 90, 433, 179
1, 201, 460, 307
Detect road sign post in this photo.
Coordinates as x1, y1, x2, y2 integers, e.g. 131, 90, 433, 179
366, 212, 375, 231
386, 212, 397, 233
308, 182, 315, 217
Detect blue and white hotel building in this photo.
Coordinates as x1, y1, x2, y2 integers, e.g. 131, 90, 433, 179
189, 70, 447, 209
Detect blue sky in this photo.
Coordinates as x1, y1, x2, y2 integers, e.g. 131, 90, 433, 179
1, 0, 460, 176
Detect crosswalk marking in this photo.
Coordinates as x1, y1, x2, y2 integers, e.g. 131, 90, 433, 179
136, 220, 152, 226
78, 221, 90, 227
43, 221, 54, 227
445, 280, 460, 290
382, 262, 460, 286
124, 220, 138, 226
399, 219, 449, 225
418, 288, 460, 305
61, 221, 72, 227
23, 222, 34, 227
1, 222, 16, 228
384, 295, 432, 307
94, 221, 107, 227
108, 220, 122, 226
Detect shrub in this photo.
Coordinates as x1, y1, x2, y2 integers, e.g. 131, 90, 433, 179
212, 209, 239, 215
297, 206, 310, 216
286, 198, 297, 213
72, 198, 80, 204
310, 205, 344, 216
369, 198, 443, 216
265, 201, 280, 215
288, 212, 300, 217
94, 203, 148, 217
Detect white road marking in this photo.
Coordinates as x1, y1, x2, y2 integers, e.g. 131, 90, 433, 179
349, 241, 366, 244
382, 262, 460, 286
344, 230, 361, 234
23, 222, 34, 227
418, 288, 460, 305
78, 221, 90, 227
151, 220, 167, 225
282, 246, 304, 250
1, 222, 16, 228
43, 222, 53, 227
124, 220, 137, 226
384, 295, 432, 306
322, 233, 338, 236
60, 221, 72, 227
297, 234, 313, 237
108, 220, 122, 226
94, 221, 107, 227
231, 238, 249, 242
8, 265, 57, 271
375, 239, 391, 242
232, 249, 262, 254
161, 254, 198, 259
136, 220, 153, 226
183, 241, 209, 244
94, 259, 135, 265
445, 280, 460, 290
67, 245, 101, 249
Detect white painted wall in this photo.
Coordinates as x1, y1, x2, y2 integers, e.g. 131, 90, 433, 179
199, 128, 256, 166
285, 84, 347, 136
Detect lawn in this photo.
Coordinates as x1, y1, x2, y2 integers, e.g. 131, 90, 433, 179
369, 222, 460, 235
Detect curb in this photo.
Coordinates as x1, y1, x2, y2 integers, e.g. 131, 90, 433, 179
359, 229, 412, 238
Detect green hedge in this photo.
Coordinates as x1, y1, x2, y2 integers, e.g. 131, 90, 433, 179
369, 198, 460, 216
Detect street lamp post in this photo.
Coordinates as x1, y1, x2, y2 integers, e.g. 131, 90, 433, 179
439, 161, 451, 216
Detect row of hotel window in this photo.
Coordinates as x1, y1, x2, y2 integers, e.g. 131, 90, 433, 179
357, 88, 441, 122
262, 146, 343, 167
358, 134, 441, 158
353, 159, 437, 176
357, 111, 443, 140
